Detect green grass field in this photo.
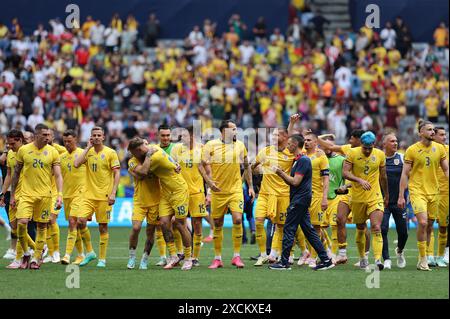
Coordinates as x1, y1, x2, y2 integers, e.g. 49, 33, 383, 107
0, 227, 448, 299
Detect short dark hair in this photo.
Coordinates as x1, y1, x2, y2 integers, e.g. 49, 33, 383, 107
434, 126, 446, 133
7, 129, 24, 140
35, 123, 49, 132
63, 129, 78, 138
91, 126, 104, 134
289, 134, 305, 149
350, 129, 365, 139
158, 124, 171, 131
219, 120, 235, 133
127, 136, 144, 151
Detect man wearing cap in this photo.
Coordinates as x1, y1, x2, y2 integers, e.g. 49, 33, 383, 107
343, 131, 389, 270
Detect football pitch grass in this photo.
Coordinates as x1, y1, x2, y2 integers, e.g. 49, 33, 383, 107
0, 227, 448, 299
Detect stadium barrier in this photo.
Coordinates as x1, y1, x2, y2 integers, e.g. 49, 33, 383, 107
0, 198, 430, 229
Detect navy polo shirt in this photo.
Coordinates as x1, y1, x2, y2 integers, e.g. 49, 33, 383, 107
385, 152, 405, 205
290, 154, 312, 204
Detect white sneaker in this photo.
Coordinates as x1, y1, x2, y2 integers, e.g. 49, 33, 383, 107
297, 250, 310, 266
43, 255, 52, 263
52, 251, 61, 263
444, 247, 449, 264
3, 248, 16, 260
155, 256, 167, 266
417, 256, 431, 271
354, 260, 361, 267
395, 247, 406, 268
181, 259, 193, 270
384, 259, 392, 270
288, 255, 294, 265
359, 257, 369, 269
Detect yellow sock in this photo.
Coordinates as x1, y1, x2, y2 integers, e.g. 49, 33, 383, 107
51, 222, 60, 252
183, 245, 192, 259
33, 227, 47, 260
15, 229, 23, 259
65, 229, 77, 257
80, 227, 93, 253
213, 226, 223, 256
156, 228, 166, 257
167, 242, 177, 256
273, 225, 284, 255
75, 229, 83, 255
418, 241, 427, 258
193, 234, 202, 259
322, 229, 332, 251
46, 225, 54, 256
438, 231, 447, 257
372, 232, 383, 260
295, 227, 306, 251
27, 233, 36, 250
427, 231, 435, 256
99, 232, 109, 260
17, 223, 29, 255
255, 221, 266, 254
331, 225, 338, 255
232, 224, 243, 255
173, 228, 183, 254
355, 228, 366, 258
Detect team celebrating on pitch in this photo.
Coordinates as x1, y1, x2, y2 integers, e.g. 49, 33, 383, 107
0, 114, 448, 271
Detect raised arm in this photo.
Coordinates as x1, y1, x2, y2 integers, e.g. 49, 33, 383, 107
287, 114, 301, 136
74, 140, 92, 168
317, 135, 345, 154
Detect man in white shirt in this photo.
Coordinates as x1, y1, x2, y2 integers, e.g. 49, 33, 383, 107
27, 107, 45, 130
1, 89, 19, 121
239, 40, 255, 65
104, 26, 120, 52
90, 20, 105, 46
380, 22, 397, 50
188, 26, 204, 45
193, 40, 207, 66
49, 18, 65, 38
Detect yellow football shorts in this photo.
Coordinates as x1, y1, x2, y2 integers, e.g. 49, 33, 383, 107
211, 192, 244, 219
309, 196, 326, 226
16, 196, 52, 223
351, 199, 384, 225
188, 192, 208, 218
323, 197, 340, 227
438, 194, 448, 226
410, 193, 438, 220
63, 196, 84, 220
159, 190, 189, 219
255, 194, 290, 225
132, 204, 159, 225
79, 199, 112, 224
51, 195, 62, 215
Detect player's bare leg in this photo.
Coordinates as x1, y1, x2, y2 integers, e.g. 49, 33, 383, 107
336, 201, 350, 264
173, 218, 193, 270
192, 217, 203, 266
127, 220, 143, 269
203, 214, 214, 242
139, 224, 156, 270
230, 211, 245, 268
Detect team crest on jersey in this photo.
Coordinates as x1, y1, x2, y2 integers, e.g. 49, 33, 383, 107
371, 156, 376, 162
101, 154, 105, 160
432, 147, 436, 153
283, 155, 288, 160
394, 158, 400, 165
43, 150, 48, 156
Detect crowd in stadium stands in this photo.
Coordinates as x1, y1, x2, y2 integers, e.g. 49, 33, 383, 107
0, 5, 449, 169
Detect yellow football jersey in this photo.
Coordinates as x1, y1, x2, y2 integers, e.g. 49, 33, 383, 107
51, 143, 68, 194
307, 150, 329, 198
171, 144, 204, 195
128, 156, 160, 207
438, 144, 449, 194
60, 147, 86, 198
202, 139, 248, 194
340, 144, 352, 156
85, 146, 120, 200
256, 146, 294, 196
148, 148, 188, 196
7, 149, 23, 197
16, 143, 60, 198
405, 141, 447, 196
345, 147, 386, 202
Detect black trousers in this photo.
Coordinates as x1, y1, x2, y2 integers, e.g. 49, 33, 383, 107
381, 204, 408, 260
281, 200, 328, 265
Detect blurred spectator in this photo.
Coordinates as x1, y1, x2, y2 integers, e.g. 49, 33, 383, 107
144, 13, 160, 47
228, 14, 247, 40
433, 21, 449, 48
380, 21, 397, 49
253, 16, 267, 42
286, 17, 302, 47
309, 9, 330, 40
188, 25, 204, 45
